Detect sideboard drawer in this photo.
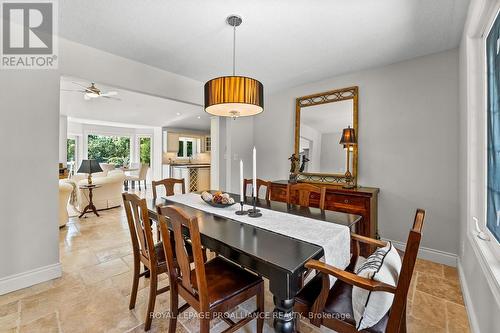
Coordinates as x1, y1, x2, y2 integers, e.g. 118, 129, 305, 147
329, 194, 367, 211
270, 186, 287, 202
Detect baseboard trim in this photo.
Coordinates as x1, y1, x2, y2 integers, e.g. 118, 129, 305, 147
457, 260, 480, 333
382, 238, 458, 266
0, 263, 62, 295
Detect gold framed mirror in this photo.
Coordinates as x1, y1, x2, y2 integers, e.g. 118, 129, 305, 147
294, 86, 358, 185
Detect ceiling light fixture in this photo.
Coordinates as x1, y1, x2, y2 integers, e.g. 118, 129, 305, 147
204, 15, 264, 119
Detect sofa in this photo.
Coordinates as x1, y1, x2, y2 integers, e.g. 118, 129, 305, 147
70, 170, 125, 212
59, 180, 73, 227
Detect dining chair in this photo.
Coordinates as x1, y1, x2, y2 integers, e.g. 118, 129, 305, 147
151, 178, 186, 241
286, 183, 326, 210
122, 192, 171, 331
294, 209, 426, 333
156, 204, 265, 333
243, 178, 271, 200
125, 163, 149, 190
152, 178, 186, 200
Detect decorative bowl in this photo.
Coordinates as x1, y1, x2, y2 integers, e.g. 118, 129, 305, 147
201, 191, 236, 208
201, 197, 236, 208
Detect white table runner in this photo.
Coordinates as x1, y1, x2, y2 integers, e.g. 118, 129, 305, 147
164, 193, 350, 284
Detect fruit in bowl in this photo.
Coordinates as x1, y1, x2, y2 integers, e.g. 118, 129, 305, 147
201, 191, 235, 207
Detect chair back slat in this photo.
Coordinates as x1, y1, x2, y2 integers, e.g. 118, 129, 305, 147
122, 193, 156, 263
287, 183, 326, 210
386, 209, 426, 333
159, 205, 208, 305
243, 178, 271, 200
152, 178, 186, 200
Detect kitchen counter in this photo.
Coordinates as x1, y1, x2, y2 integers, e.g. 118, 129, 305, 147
164, 162, 210, 166
172, 165, 210, 169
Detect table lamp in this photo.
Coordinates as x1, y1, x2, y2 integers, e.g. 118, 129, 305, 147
77, 159, 103, 185
339, 126, 357, 189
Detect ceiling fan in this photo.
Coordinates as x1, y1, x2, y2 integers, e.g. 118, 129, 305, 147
61, 82, 120, 100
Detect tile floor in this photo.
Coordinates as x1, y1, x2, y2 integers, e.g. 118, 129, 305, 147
0, 188, 470, 333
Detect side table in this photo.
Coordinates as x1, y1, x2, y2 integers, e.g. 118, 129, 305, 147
79, 184, 102, 218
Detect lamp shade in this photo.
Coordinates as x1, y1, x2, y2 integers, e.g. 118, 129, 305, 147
77, 159, 103, 174
339, 126, 357, 145
204, 76, 264, 117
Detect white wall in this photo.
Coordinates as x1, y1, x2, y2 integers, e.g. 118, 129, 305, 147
224, 117, 255, 194
59, 115, 68, 163
0, 71, 61, 294
254, 49, 460, 258
0, 37, 203, 294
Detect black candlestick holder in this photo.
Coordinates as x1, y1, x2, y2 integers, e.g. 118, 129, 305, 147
248, 196, 262, 218
235, 201, 248, 215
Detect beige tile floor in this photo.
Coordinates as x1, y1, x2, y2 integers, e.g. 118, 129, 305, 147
0, 187, 470, 333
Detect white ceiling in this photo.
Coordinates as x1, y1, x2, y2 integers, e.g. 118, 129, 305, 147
301, 100, 353, 134
59, 0, 469, 92
60, 76, 210, 130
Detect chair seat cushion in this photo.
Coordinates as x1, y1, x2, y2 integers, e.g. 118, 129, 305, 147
294, 274, 389, 333
191, 256, 262, 307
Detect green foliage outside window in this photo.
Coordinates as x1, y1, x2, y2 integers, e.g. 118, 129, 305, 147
67, 138, 76, 162
140, 137, 151, 165
178, 139, 194, 157
178, 140, 184, 157
87, 134, 130, 165
186, 141, 193, 157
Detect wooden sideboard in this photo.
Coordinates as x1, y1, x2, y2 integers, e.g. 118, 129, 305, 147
270, 180, 379, 249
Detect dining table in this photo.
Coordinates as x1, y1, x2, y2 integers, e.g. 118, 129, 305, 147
146, 192, 361, 333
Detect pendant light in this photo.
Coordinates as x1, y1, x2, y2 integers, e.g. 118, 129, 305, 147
204, 15, 264, 118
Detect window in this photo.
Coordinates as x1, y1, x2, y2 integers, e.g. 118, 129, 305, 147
177, 137, 196, 158
67, 138, 76, 163
87, 134, 130, 165
486, 12, 500, 243
139, 137, 151, 165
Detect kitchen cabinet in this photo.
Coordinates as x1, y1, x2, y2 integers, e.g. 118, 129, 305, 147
198, 167, 210, 191
205, 136, 211, 152
166, 132, 180, 153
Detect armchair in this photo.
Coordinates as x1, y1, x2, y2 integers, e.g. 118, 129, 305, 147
294, 209, 425, 333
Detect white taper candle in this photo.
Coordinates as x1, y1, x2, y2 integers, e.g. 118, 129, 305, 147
240, 159, 244, 201
253, 147, 257, 197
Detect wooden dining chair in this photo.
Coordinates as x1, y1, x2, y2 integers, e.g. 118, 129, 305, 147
156, 204, 265, 333
294, 209, 426, 333
152, 178, 186, 200
243, 178, 271, 200
122, 192, 171, 331
151, 178, 186, 241
286, 183, 327, 210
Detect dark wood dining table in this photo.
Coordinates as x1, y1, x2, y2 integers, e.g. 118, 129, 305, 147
146, 193, 361, 333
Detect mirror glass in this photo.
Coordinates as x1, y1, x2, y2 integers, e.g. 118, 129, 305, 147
298, 99, 353, 174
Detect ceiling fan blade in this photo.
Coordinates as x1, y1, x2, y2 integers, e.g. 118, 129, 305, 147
102, 96, 121, 101
61, 89, 86, 92
101, 91, 118, 96
71, 81, 90, 89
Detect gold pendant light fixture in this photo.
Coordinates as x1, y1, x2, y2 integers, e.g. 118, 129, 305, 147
204, 15, 264, 118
